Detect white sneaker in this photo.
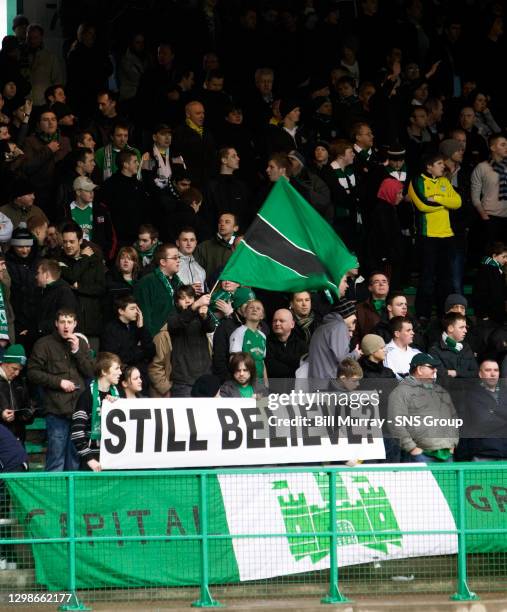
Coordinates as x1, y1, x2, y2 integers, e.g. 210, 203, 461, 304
0, 558, 7, 570
6, 562, 17, 570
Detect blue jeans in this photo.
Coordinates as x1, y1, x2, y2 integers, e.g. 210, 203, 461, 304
45, 414, 79, 472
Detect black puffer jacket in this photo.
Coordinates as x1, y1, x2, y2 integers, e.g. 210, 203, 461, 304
5, 246, 40, 337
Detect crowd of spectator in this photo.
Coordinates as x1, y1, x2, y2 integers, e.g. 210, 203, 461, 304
1, 0, 507, 480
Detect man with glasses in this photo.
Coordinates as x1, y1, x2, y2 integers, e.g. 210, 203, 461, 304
355, 272, 390, 340
388, 353, 459, 463
134, 244, 184, 336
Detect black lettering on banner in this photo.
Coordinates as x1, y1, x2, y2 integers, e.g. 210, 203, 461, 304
127, 510, 150, 544
104, 409, 127, 453
154, 408, 163, 452
130, 409, 151, 452
285, 404, 299, 446
300, 404, 321, 446
166, 508, 186, 535
466, 485, 492, 512
241, 407, 266, 449
166, 409, 186, 452
217, 408, 243, 449
187, 409, 208, 451
83, 513, 104, 546
265, 408, 288, 447
492, 486, 507, 512
112, 511, 124, 547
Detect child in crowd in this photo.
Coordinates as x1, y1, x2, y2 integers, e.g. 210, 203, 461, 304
71, 352, 121, 472
229, 299, 267, 385
219, 352, 265, 398
120, 365, 144, 398
167, 285, 213, 397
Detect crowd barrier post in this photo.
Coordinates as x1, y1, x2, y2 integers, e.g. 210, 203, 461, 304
60, 473, 90, 612
191, 472, 223, 608
450, 466, 478, 602
321, 469, 350, 605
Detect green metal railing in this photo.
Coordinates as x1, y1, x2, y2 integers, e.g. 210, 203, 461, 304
1, 463, 506, 610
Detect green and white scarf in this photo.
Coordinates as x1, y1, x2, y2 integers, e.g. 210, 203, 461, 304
154, 266, 181, 301
0, 283, 9, 341
90, 379, 119, 441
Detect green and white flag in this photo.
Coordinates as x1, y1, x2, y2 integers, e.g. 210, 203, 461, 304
220, 179, 358, 298
7, 467, 507, 590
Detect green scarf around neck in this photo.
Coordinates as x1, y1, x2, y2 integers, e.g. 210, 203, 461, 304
0, 283, 9, 341
372, 298, 385, 313
90, 379, 119, 441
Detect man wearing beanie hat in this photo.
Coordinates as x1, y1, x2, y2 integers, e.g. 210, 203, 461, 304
359, 334, 395, 379
358, 334, 398, 462
5, 223, 40, 351
426, 293, 480, 354
308, 299, 359, 381
266, 96, 307, 154
287, 150, 332, 220
0, 344, 34, 444
0, 179, 48, 230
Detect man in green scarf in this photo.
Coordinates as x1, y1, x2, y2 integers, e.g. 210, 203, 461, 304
355, 272, 390, 340
134, 243, 184, 336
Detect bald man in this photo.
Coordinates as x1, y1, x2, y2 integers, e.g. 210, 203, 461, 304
172, 100, 218, 187
265, 309, 307, 390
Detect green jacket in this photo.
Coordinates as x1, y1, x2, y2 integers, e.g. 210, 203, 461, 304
134, 270, 182, 336
194, 235, 233, 279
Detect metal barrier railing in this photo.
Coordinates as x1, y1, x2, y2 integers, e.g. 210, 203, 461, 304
1, 463, 506, 610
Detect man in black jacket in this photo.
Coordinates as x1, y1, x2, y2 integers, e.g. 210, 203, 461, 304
98, 149, 151, 246
172, 101, 218, 188
57, 223, 106, 351
101, 295, 155, 392
0, 344, 34, 444
358, 334, 398, 462
429, 312, 479, 381
206, 147, 253, 230
456, 360, 507, 461
266, 309, 306, 393
35, 258, 78, 337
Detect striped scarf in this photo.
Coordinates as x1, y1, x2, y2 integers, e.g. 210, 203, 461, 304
492, 159, 507, 201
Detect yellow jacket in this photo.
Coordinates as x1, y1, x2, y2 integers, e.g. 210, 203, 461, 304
408, 174, 461, 238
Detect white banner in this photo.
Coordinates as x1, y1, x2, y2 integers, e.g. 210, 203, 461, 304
100, 395, 386, 469
218, 469, 458, 581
